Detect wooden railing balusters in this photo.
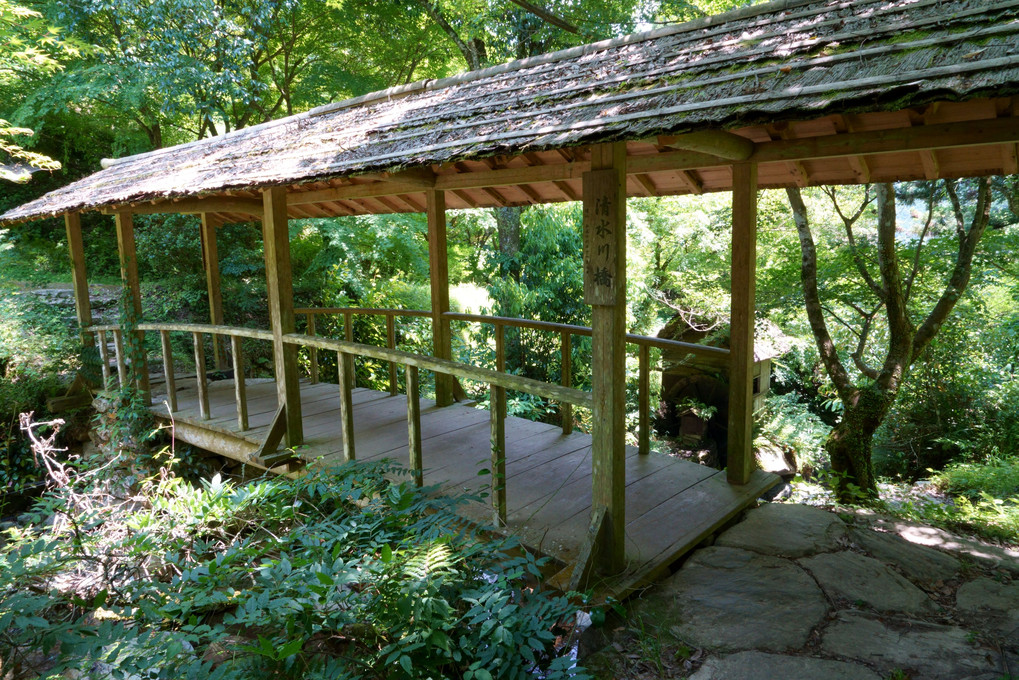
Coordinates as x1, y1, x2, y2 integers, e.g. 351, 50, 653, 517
97, 330, 111, 386
561, 330, 573, 435
232, 335, 248, 431
406, 364, 422, 486
113, 329, 127, 388
386, 313, 397, 396
307, 312, 319, 384
490, 382, 507, 527
160, 330, 177, 412
639, 344, 650, 455
193, 331, 210, 420
337, 350, 356, 462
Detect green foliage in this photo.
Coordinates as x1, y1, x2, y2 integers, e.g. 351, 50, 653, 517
754, 391, 831, 473
0, 456, 585, 678
0, 289, 78, 504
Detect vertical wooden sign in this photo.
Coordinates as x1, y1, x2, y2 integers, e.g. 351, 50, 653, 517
583, 168, 621, 305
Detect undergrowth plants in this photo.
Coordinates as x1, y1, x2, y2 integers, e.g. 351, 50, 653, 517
0, 428, 586, 679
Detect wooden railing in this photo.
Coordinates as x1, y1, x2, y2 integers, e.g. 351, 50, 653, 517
295, 307, 432, 395
88, 322, 274, 432
86, 320, 591, 527
294, 307, 731, 455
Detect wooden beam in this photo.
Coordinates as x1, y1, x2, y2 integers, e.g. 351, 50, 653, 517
633, 117, 1019, 175
427, 190, 454, 406
200, 214, 226, 370
661, 130, 756, 161
160, 330, 177, 413
64, 213, 93, 347
262, 186, 303, 446
105, 196, 263, 218
114, 212, 150, 404
584, 141, 628, 574
727, 162, 757, 486
633, 173, 657, 196
231, 335, 248, 431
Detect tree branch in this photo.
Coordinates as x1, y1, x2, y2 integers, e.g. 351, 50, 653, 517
904, 187, 937, 304
912, 177, 992, 360
824, 185, 884, 300
506, 0, 579, 33
787, 186, 855, 401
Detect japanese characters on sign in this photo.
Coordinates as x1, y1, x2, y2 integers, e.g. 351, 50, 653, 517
583, 168, 621, 305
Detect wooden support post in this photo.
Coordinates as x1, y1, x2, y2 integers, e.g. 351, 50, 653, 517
193, 332, 210, 420
344, 311, 353, 341
113, 330, 127, 388
337, 350, 356, 462
232, 335, 248, 431
406, 364, 423, 486
387, 314, 398, 396
306, 313, 318, 384
639, 343, 650, 455
97, 330, 111, 386
114, 212, 150, 404
727, 162, 758, 485
427, 190, 454, 406
160, 330, 177, 412
262, 187, 303, 446
64, 213, 94, 349
561, 331, 573, 435
490, 381, 507, 527
200, 214, 226, 370
583, 142, 628, 573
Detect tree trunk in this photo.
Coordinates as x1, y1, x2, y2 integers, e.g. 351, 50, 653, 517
825, 385, 890, 500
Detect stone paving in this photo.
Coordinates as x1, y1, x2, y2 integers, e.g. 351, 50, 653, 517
583, 503, 1019, 679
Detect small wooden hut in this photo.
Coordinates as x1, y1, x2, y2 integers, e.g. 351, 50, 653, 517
3, 0, 1018, 593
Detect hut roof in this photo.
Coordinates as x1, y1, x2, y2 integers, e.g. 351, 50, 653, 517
3, 0, 1019, 225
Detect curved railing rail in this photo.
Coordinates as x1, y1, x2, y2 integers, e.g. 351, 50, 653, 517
296, 306, 731, 454
86, 320, 592, 526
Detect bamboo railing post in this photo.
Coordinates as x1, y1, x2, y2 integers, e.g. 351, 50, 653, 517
160, 330, 177, 413
64, 213, 94, 350
387, 313, 398, 396
232, 335, 248, 431
307, 313, 319, 384
193, 331, 210, 420
201, 214, 227, 371
97, 330, 111, 386
406, 364, 423, 486
336, 349, 356, 462
560, 330, 573, 435
490, 382, 507, 527
113, 329, 127, 388
262, 186, 303, 446
727, 162, 758, 485
639, 343, 650, 455
114, 212, 150, 404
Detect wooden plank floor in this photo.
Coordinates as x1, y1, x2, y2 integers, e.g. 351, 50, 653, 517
151, 376, 777, 597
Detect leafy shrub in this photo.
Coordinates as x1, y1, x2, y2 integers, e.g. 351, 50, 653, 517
753, 391, 832, 474
0, 453, 586, 679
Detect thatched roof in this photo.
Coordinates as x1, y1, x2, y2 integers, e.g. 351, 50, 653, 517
4, 0, 1019, 225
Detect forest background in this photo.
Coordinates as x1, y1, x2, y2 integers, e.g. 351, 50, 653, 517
2, 0, 1019, 555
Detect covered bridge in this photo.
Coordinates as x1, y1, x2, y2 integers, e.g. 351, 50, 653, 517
3, 0, 1018, 594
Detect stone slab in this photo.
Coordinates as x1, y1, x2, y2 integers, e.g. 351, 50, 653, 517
635, 546, 828, 652
821, 611, 1000, 680
849, 526, 961, 585
714, 503, 847, 558
689, 651, 881, 680
956, 578, 1019, 638
800, 551, 938, 615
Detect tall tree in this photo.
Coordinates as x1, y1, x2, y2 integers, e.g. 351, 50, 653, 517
787, 179, 992, 499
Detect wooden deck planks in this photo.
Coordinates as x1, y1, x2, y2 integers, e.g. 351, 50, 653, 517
152, 380, 776, 598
